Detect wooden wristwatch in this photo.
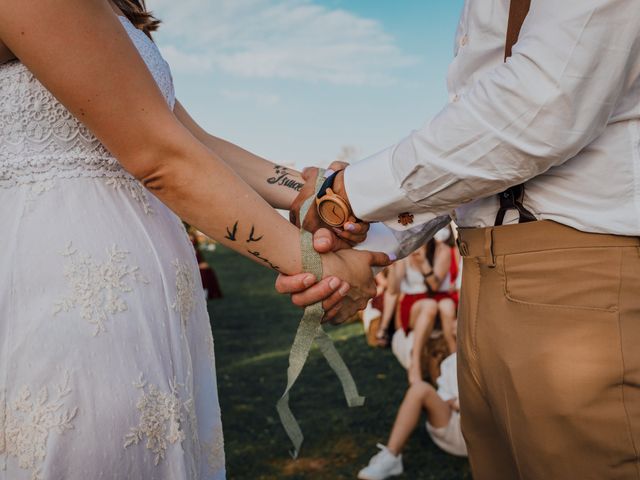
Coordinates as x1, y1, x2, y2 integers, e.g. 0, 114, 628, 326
315, 170, 353, 228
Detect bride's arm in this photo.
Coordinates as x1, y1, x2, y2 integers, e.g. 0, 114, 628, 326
0, 0, 388, 296
174, 103, 370, 246
0, 40, 15, 64
174, 101, 302, 211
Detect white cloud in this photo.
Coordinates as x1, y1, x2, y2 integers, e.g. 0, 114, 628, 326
220, 89, 281, 106
148, 0, 417, 85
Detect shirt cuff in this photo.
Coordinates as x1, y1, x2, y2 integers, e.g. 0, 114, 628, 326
344, 147, 438, 231
354, 222, 401, 261
354, 215, 451, 261
344, 147, 413, 219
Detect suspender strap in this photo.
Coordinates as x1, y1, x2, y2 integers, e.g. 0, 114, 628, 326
505, 0, 531, 60
495, 0, 536, 226
495, 184, 537, 226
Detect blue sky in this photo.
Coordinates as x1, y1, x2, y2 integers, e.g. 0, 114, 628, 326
148, 0, 464, 169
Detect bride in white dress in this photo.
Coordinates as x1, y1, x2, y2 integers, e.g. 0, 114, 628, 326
0, 1, 386, 478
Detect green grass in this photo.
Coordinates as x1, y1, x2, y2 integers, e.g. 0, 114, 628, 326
205, 246, 471, 480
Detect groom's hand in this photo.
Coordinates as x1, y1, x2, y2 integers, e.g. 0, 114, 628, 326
276, 245, 390, 323
289, 162, 369, 245
320, 248, 391, 324
310, 228, 344, 253
282, 161, 380, 322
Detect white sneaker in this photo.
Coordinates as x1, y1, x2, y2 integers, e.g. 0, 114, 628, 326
357, 444, 404, 480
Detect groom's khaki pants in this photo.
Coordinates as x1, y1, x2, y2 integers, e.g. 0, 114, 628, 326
456, 220, 640, 480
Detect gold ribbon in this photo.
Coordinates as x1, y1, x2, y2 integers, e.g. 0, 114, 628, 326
276, 168, 365, 458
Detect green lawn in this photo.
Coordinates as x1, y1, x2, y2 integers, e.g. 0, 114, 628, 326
205, 246, 471, 480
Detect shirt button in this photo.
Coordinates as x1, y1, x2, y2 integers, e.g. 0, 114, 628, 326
460, 34, 469, 47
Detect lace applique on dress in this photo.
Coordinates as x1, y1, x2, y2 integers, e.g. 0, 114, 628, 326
18, 173, 153, 217
1, 371, 78, 480
171, 259, 196, 326
183, 396, 201, 478
202, 422, 226, 475
124, 374, 195, 466
53, 243, 149, 335
105, 176, 155, 215
20, 179, 55, 217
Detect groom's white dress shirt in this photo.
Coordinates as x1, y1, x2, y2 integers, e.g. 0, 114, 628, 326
347, 0, 640, 253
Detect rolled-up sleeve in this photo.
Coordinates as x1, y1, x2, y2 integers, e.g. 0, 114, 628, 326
344, 0, 640, 230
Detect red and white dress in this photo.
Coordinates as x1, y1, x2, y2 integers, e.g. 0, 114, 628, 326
397, 248, 459, 333
392, 248, 460, 369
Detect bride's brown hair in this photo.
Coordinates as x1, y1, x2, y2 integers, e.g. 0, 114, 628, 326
112, 0, 161, 39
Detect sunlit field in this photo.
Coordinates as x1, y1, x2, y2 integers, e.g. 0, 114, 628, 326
205, 246, 471, 479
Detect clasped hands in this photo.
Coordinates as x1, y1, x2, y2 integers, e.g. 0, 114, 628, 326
276, 162, 391, 324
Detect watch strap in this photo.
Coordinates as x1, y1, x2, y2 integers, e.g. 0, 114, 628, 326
316, 170, 339, 199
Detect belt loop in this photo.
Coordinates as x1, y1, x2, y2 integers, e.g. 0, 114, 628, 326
456, 232, 470, 257
484, 228, 496, 268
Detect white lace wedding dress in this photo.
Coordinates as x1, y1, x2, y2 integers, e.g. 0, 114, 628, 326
0, 17, 225, 480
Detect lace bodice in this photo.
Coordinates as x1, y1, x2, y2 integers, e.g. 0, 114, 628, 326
0, 17, 175, 189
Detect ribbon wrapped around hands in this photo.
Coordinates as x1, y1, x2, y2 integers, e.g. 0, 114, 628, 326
276, 168, 365, 459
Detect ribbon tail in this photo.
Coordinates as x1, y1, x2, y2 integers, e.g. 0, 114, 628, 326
276, 303, 323, 458
276, 392, 303, 459
315, 328, 365, 407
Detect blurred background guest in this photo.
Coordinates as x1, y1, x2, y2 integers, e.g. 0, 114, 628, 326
386, 226, 458, 384
363, 266, 399, 348
358, 329, 466, 480
426, 226, 459, 354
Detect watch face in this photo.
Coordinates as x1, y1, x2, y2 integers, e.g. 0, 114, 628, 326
318, 199, 348, 227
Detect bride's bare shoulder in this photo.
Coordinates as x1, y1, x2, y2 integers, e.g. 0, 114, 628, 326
0, 40, 16, 64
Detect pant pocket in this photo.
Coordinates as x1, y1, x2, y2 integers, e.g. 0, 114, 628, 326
502, 247, 621, 312
487, 298, 636, 480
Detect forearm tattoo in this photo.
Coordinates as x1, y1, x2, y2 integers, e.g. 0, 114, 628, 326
224, 221, 239, 241
224, 221, 280, 272
247, 225, 264, 243
267, 165, 303, 192
248, 249, 280, 272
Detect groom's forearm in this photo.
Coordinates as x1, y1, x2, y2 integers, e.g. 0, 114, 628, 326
174, 100, 302, 210
326, 169, 451, 260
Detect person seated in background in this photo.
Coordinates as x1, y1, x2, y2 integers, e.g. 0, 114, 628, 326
389, 227, 455, 384
426, 226, 460, 354
357, 342, 467, 480
361, 265, 399, 348
362, 268, 399, 347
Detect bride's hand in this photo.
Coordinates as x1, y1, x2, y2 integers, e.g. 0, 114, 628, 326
276, 238, 390, 323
